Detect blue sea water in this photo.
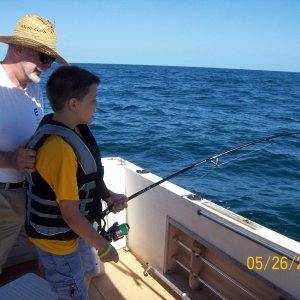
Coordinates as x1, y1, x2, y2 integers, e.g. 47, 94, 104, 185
42, 64, 300, 242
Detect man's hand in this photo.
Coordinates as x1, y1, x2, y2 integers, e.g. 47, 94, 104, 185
105, 191, 128, 213
11, 139, 36, 172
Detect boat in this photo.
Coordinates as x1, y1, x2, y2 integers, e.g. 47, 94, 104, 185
0, 156, 299, 299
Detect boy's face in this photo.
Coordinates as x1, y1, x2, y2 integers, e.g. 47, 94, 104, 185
74, 83, 98, 124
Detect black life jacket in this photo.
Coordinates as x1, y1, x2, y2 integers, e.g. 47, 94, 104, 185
25, 114, 110, 240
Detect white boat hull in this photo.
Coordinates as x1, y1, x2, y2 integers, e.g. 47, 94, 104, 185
103, 157, 300, 299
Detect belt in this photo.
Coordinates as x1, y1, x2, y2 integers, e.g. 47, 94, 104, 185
0, 181, 25, 190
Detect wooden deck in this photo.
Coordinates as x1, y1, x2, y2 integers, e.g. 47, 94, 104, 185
89, 249, 178, 300
0, 249, 178, 300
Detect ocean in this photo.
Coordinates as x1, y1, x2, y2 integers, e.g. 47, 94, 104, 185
42, 63, 300, 242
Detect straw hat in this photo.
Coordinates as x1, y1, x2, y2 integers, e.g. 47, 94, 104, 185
0, 15, 67, 65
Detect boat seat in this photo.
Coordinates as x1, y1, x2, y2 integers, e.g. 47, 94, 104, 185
0, 272, 57, 300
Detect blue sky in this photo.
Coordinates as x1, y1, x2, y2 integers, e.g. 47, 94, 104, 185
0, 0, 299, 72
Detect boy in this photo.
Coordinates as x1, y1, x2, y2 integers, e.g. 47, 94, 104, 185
25, 65, 128, 299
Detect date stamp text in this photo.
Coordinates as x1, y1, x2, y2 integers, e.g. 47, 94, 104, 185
246, 256, 300, 271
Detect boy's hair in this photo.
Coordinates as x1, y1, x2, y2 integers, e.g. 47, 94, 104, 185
46, 65, 100, 111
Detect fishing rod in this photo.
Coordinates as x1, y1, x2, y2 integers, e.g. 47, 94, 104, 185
100, 131, 300, 220
97, 131, 300, 240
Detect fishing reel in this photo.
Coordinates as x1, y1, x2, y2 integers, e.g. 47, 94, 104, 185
95, 201, 130, 242
102, 222, 130, 242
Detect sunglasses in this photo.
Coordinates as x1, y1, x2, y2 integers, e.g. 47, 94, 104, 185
39, 52, 56, 64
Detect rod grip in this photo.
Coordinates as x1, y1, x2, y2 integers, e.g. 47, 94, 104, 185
101, 204, 114, 218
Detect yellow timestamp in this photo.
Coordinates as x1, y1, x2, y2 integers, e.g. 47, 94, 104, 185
246, 256, 300, 271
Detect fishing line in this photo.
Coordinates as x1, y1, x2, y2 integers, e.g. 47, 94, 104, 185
100, 131, 300, 218
196, 142, 272, 181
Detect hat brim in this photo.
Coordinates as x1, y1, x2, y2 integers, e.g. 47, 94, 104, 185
0, 36, 68, 65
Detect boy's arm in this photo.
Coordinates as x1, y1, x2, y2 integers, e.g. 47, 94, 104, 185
59, 199, 119, 263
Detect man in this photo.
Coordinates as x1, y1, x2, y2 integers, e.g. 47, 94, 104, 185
0, 15, 67, 275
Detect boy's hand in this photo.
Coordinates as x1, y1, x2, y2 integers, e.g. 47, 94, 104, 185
105, 191, 128, 213
100, 245, 119, 263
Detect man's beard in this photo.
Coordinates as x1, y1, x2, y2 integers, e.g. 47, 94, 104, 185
27, 72, 41, 83
24, 65, 43, 83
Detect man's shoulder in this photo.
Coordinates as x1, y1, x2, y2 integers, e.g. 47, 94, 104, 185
0, 64, 14, 88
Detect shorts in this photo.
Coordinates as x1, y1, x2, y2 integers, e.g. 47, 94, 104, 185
35, 239, 97, 300
78, 238, 98, 278
0, 188, 26, 273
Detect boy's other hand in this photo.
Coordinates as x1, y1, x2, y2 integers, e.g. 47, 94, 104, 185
105, 191, 128, 213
